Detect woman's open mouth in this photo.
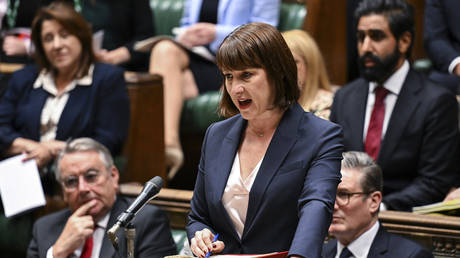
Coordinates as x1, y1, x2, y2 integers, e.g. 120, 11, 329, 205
238, 99, 252, 109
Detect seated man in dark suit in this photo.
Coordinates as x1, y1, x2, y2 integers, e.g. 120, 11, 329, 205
27, 138, 177, 258
330, 0, 459, 211
323, 151, 433, 258
424, 0, 460, 94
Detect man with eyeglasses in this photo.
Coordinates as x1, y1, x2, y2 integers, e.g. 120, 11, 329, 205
27, 138, 177, 258
322, 151, 432, 258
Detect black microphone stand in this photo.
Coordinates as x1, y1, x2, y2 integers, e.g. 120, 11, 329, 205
107, 176, 163, 258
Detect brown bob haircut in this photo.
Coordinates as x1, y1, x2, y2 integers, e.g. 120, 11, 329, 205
31, 1, 95, 78
216, 22, 299, 118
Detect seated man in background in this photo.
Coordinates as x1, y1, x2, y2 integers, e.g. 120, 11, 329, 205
323, 151, 433, 258
27, 138, 176, 258
424, 0, 460, 94
330, 0, 459, 211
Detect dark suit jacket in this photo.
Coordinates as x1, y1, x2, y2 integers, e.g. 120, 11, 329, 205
0, 63, 130, 156
424, 0, 460, 73
424, 0, 460, 93
322, 224, 433, 258
187, 103, 344, 258
78, 0, 155, 71
330, 69, 459, 211
27, 196, 177, 258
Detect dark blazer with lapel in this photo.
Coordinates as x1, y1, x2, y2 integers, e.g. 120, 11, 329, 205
0, 63, 130, 156
27, 196, 177, 258
424, 0, 460, 73
424, 0, 460, 93
322, 225, 433, 258
187, 103, 344, 258
330, 69, 459, 211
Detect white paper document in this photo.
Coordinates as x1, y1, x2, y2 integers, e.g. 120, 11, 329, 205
0, 154, 46, 217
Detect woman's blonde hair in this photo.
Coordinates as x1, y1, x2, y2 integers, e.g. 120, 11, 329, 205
282, 30, 331, 109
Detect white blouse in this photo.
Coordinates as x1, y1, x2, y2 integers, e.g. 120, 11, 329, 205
33, 66, 94, 142
222, 152, 263, 238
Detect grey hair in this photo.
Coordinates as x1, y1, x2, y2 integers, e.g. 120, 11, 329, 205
55, 138, 114, 180
342, 151, 383, 193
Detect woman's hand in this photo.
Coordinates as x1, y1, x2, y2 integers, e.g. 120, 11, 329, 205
42, 140, 66, 157
95, 47, 131, 65
444, 188, 460, 202
190, 228, 225, 258
2, 36, 28, 56
23, 142, 54, 169
177, 23, 216, 48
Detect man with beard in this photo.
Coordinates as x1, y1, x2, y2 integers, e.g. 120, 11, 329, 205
330, 0, 459, 211
27, 138, 177, 258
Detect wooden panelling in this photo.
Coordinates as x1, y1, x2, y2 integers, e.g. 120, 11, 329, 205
406, 0, 427, 61
122, 72, 166, 184
304, 0, 347, 85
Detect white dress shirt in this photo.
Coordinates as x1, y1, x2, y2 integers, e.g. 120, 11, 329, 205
46, 211, 110, 258
363, 60, 409, 141
33, 66, 94, 142
335, 221, 380, 258
448, 56, 460, 74
222, 152, 263, 238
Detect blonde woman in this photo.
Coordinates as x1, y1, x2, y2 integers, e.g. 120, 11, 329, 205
282, 30, 333, 120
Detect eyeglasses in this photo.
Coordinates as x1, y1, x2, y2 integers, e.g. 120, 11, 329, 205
60, 170, 102, 191
336, 191, 371, 206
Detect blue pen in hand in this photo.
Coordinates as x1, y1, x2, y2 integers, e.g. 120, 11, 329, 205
205, 233, 219, 258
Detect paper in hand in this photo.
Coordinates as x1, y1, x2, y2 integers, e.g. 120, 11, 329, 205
0, 154, 46, 217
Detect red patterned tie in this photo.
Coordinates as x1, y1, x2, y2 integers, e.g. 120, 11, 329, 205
80, 236, 93, 258
365, 85, 389, 160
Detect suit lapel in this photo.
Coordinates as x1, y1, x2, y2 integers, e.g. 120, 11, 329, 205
218, 0, 231, 21
323, 239, 338, 258
55, 86, 89, 140
100, 198, 126, 258
209, 116, 246, 240
348, 81, 368, 151
189, 0, 203, 22
367, 225, 390, 257
27, 88, 48, 140
378, 70, 421, 165
242, 104, 301, 238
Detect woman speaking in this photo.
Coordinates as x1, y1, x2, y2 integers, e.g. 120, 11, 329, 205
187, 23, 343, 258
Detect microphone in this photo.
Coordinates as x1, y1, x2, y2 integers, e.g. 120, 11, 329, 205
117, 176, 163, 227
107, 176, 163, 251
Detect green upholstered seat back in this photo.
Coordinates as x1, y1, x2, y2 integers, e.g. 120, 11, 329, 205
150, 0, 306, 35
150, 0, 184, 36
278, 2, 307, 32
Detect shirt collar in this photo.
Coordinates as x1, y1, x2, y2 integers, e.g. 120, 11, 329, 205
337, 221, 380, 258
97, 211, 110, 229
33, 64, 94, 95
369, 60, 409, 96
